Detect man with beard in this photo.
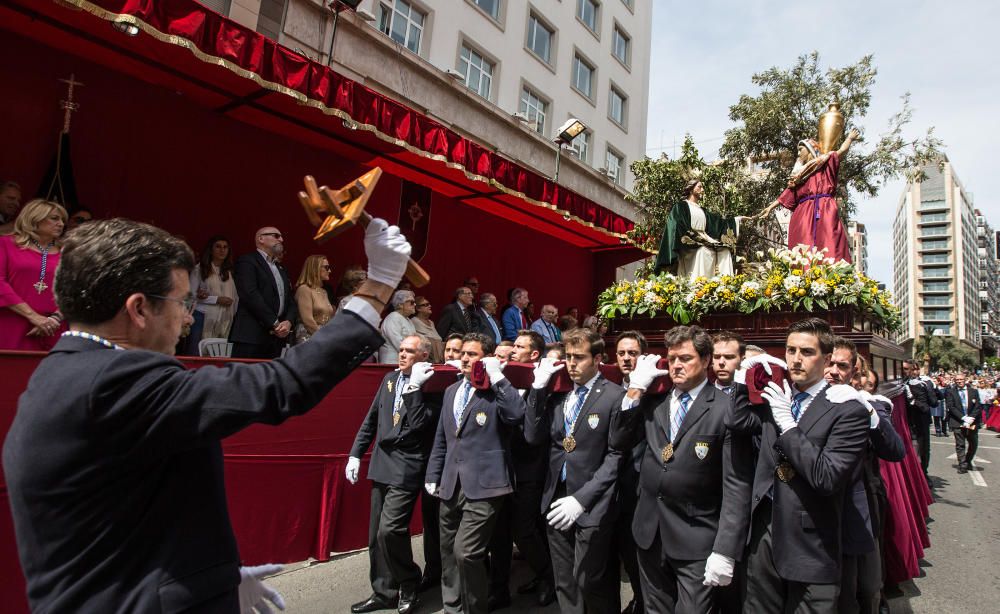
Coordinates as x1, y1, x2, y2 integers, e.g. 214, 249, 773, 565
229, 226, 294, 358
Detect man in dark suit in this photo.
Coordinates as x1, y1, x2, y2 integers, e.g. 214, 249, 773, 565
2, 217, 410, 613
613, 326, 753, 613
476, 293, 503, 345
424, 333, 526, 614
347, 335, 441, 614
436, 286, 480, 339
902, 360, 933, 476
524, 328, 627, 614
728, 317, 870, 613
945, 373, 983, 473
229, 226, 294, 358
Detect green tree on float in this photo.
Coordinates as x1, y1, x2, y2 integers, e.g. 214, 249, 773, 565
627, 53, 944, 263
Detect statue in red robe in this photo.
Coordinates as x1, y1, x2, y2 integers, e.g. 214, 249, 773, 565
760, 130, 859, 263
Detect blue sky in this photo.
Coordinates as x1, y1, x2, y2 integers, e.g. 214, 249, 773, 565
644, 0, 1000, 285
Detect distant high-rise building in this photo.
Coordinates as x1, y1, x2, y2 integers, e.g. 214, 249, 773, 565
892, 156, 981, 354
847, 221, 868, 276
977, 210, 1000, 357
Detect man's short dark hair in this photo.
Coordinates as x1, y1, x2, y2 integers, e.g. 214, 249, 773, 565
832, 336, 858, 366
453, 286, 471, 299
446, 332, 465, 344
562, 328, 604, 357
615, 330, 648, 353
787, 317, 834, 354
663, 325, 713, 360
462, 332, 496, 355
712, 331, 746, 356
55, 219, 195, 325
498, 340, 514, 347
867, 368, 881, 388
516, 329, 545, 355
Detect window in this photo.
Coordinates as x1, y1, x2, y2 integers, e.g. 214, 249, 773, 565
921, 226, 947, 237
924, 324, 951, 335
519, 87, 548, 135
612, 25, 630, 65
920, 212, 948, 223
606, 148, 625, 185
459, 44, 494, 99
921, 309, 951, 321
577, 0, 598, 32
923, 281, 949, 291
609, 86, 627, 127
921, 239, 948, 250
256, 0, 286, 41
377, 0, 425, 54
923, 267, 950, 278
923, 296, 950, 306
200, 0, 232, 15
473, 0, 500, 19
572, 53, 595, 99
922, 253, 948, 264
526, 14, 553, 63
568, 130, 591, 163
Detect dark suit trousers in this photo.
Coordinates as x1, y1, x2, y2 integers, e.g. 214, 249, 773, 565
745, 500, 839, 614
838, 545, 880, 614
368, 483, 421, 600
616, 471, 643, 609
488, 481, 551, 595
954, 427, 979, 467
910, 419, 930, 474
636, 532, 712, 614
439, 487, 503, 614
487, 494, 513, 596
421, 492, 442, 580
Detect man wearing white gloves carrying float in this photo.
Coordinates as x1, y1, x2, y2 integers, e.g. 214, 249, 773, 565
347, 334, 439, 614
727, 317, 870, 613
2, 217, 411, 613
523, 328, 628, 614
611, 325, 754, 613
424, 332, 526, 614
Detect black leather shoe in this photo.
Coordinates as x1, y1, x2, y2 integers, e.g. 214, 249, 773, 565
417, 574, 439, 593
958, 464, 968, 474
488, 591, 511, 611
517, 577, 541, 594
397, 591, 420, 614
351, 594, 397, 613
537, 580, 556, 607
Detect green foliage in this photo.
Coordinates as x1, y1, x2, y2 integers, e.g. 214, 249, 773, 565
985, 356, 1000, 371
915, 332, 979, 371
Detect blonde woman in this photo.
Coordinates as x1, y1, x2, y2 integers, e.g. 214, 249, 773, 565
0, 199, 68, 350
294, 255, 335, 343
410, 295, 444, 362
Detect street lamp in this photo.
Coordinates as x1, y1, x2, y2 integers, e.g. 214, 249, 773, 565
553, 118, 586, 183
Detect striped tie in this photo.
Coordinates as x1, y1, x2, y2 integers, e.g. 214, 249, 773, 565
671, 392, 692, 442
455, 379, 472, 425
791, 391, 810, 422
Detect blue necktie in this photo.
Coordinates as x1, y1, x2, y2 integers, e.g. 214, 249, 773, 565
671, 392, 692, 442
960, 390, 967, 415
561, 386, 589, 481
455, 379, 472, 426
791, 391, 810, 422
393, 374, 409, 421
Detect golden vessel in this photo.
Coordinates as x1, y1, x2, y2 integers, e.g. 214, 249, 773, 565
817, 102, 845, 153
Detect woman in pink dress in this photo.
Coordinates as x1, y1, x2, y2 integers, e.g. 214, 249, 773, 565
760, 130, 859, 263
0, 199, 68, 351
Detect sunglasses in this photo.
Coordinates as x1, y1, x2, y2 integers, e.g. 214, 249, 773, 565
322, 264, 331, 270
416, 302, 430, 307
259, 232, 283, 239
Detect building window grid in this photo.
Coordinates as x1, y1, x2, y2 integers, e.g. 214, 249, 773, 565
378, 0, 425, 54
612, 25, 630, 65
459, 44, 494, 100
572, 54, 595, 99
606, 148, 625, 185
519, 87, 548, 135
577, 0, 599, 32
609, 86, 627, 127
526, 14, 554, 63
568, 130, 592, 164
472, 0, 500, 20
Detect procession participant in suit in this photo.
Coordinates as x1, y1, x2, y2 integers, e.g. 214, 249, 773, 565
348, 335, 439, 614
2, 217, 409, 613
902, 360, 933, 477
443, 333, 464, 364
945, 373, 983, 473
824, 338, 905, 614
424, 333, 526, 614
436, 287, 480, 339
475, 293, 503, 345
613, 330, 648, 614
727, 317, 870, 613
524, 328, 627, 614
613, 327, 753, 613
228, 226, 294, 358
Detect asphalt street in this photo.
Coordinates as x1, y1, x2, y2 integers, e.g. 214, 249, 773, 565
266, 433, 1000, 613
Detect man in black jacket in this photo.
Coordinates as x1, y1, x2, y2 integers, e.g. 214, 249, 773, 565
945, 373, 983, 473
902, 360, 934, 476
348, 335, 441, 614
229, 226, 295, 358
2, 217, 410, 613
435, 286, 480, 339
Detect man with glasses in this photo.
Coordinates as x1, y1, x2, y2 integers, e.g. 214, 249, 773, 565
229, 227, 294, 358
435, 286, 480, 339
531, 304, 562, 345
475, 293, 502, 344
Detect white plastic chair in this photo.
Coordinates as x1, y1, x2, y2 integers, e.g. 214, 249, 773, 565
198, 337, 233, 358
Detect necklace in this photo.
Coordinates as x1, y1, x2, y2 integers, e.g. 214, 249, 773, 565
31, 239, 55, 294
61, 330, 125, 350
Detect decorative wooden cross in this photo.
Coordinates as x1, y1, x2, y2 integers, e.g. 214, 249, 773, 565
59, 74, 84, 134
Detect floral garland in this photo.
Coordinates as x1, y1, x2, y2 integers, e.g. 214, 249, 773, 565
597, 245, 902, 332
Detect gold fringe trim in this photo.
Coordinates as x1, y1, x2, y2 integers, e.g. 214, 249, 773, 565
59, 0, 640, 246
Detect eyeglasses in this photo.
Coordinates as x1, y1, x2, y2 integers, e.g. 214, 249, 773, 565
259, 232, 283, 239
322, 265, 331, 270
416, 303, 430, 308
149, 294, 197, 314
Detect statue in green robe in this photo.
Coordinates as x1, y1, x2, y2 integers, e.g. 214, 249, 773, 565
654, 180, 741, 278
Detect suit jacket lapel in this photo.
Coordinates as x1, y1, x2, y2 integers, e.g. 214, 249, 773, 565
456, 389, 484, 436
674, 385, 713, 444
798, 385, 835, 435
652, 395, 672, 440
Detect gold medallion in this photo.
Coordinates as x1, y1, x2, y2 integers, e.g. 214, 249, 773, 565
387, 379, 393, 393
563, 436, 577, 453
393, 413, 400, 426
661, 443, 674, 462
776, 461, 796, 483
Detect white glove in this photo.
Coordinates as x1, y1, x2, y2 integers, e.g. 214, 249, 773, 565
962, 416, 975, 427
740, 353, 787, 376
481, 356, 505, 385
532, 357, 566, 389
628, 354, 670, 391
761, 381, 797, 433
238, 564, 286, 614
364, 217, 411, 287
871, 394, 892, 407
859, 391, 880, 429
425, 482, 438, 497
546, 496, 584, 531
345, 456, 361, 484
702, 552, 735, 587
445, 360, 463, 369
827, 384, 864, 406
408, 362, 434, 389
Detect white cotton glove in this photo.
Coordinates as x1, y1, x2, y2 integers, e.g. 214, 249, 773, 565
345, 457, 361, 484
363, 217, 412, 288
761, 381, 797, 433
740, 353, 787, 376
408, 362, 434, 389
425, 482, 438, 497
481, 356, 505, 385
827, 383, 864, 406
962, 416, 975, 428
702, 552, 735, 587
628, 354, 670, 392
859, 391, 880, 429
532, 357, 566, 389
238, 564, 286, 614
546, 496, 584, 531
445, 360, 463, 369
872, 394, 892, 407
